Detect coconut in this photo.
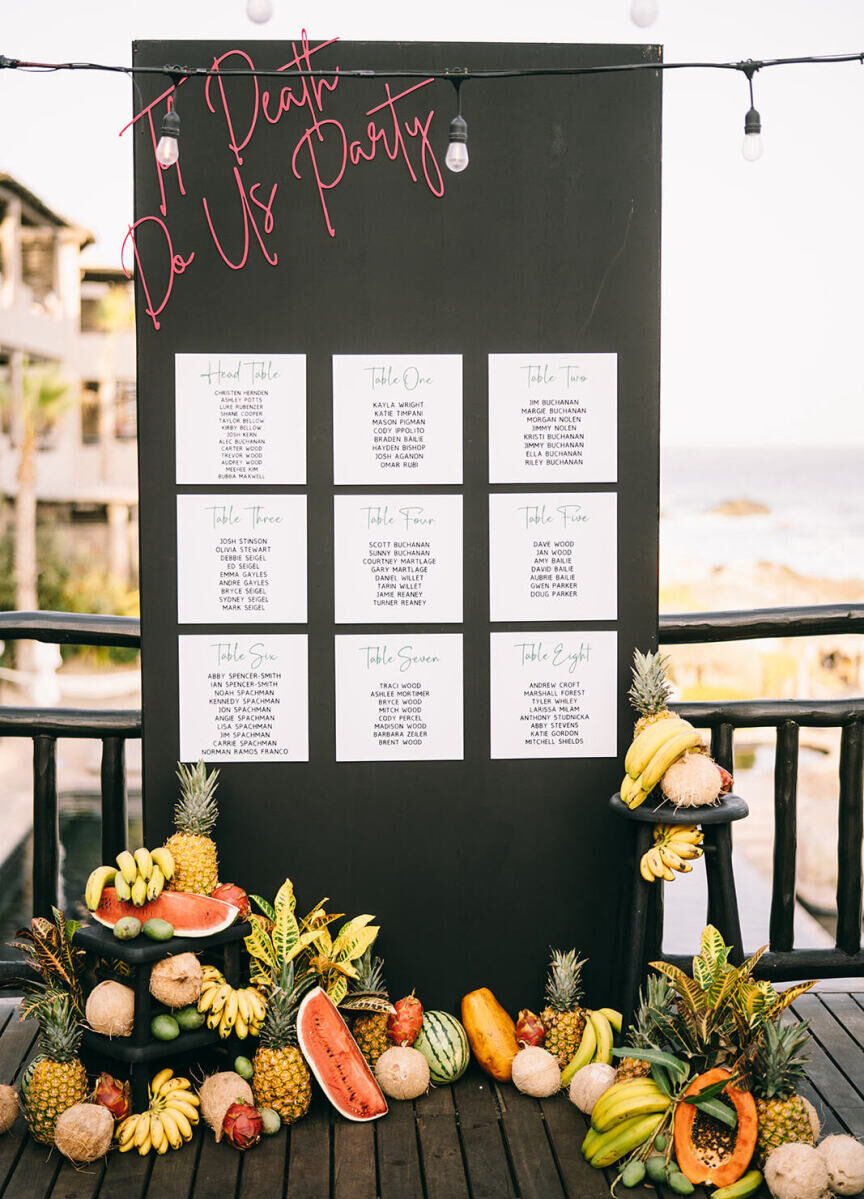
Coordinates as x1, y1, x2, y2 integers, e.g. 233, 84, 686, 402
0, 1086, 18, 1134
199, 1071, 254, 1143
568, 1062, 617, 1114
816, 1134, 864, 1196
375, 1047, 430, 1100
510, 1047, 561, 1098
764, 1143, 832, 1199
661, 751, 723, 807
149, 952, 203, 1008
54, 1103, 114, 1163
85, 980, 135, 1037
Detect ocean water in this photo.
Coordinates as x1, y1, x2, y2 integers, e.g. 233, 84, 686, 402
660, 445, 864, 584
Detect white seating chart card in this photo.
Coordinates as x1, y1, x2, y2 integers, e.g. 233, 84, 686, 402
488, 493, 617, 622
178, 634, 309, 762
333, 354, 462, 484
489, 631, 617, 759
175, 354, 306, 483
176, 494, 308, 624
488, 353, 617, 483
335, 634, 464, 761
334, 495, 463, 624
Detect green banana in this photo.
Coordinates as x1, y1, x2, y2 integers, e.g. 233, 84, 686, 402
625, 717, 691, 778
131, 876, 148, 906
114, 872, 133, 902
591, 1080, 668, 1132
116, 851, 137, 886
589, 1077, 663, 1126
596, 1007, 622, 1033
581, 1126, 601, 1160
711, 1171, 764, 1199
133, 847, 153, 881
85, 866, 116, 910
640, 729, 705, 793
151, 846, 175, 881
589, 1009, 614, 1065
589, 1113, 666, 1168
561, 1017, 597, 1086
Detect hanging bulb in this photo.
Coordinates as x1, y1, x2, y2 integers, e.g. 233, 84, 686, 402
742, 104, 763, 162
156, 109, 181, 168
630, 0, 659, 28
246, 0, 274, 22
446, 114, 469, 173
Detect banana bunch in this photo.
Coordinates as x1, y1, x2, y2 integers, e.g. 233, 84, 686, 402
197, 965, 267, 1040
85, 847, 175, 910
620, 717, 704, 810
561, 1007, 622, 1086
581, 1077, 672, 1168
116, 1068, 199, 1155
639, 824, 703, 883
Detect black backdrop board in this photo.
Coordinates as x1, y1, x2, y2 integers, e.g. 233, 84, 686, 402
132, 38, 661, 1012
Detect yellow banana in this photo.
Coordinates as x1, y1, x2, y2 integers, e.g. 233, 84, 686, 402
209, 982, 232, 1016
589, 1113, 667, 1168
133, 847, 153, 880
597, 1007, 622, 1033
134, 1114, 151, 1148
640, 851, 659, 882
640, 730, 705, 793
236, 989, 252, 1025
244, 988, 267, 1022
235, 1009, 248, 1040
665, 843, 703, 864
619, 774, 640, 805
85, 865, 117, 910
663, 825, 703, 844
151, 846, 175, 881
646, 848, 675, 882
150, 1067, 174, 1096
165, 1096, 199, 1124
626, 786, 653, 811
589, 1009, 614, 1065
117, 1115, 139, 1148
590, 1077, 664, 1119
197, 984, 223, 1013
147, 864, 165, 902
159, 1077, 193, 1095
207, 1009, 222, 1030
114, 872, 133, 902
131, 875, 148, 906
169, 1107, 193, 1141
219, 989, 239, 1037
202, 964, 225, 981
116, 851, 138, 886
592, 1088, 671, 1134
659, 845, 692, 873
561, 1017, 597, 1086
149, 1113, 165, 1153
159, 1108, 183, 1150
625, 717, 691, 778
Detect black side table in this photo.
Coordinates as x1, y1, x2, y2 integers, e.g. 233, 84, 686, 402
74, 920, 247, 1110
610, 792, 749, 1029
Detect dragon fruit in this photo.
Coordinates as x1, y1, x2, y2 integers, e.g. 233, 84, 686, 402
92, 1073, 131, 1121
387, 993, 424, 1047
222, 1100, 263, 1150
515, 1010, 546, 1047
211, 883, 251, 918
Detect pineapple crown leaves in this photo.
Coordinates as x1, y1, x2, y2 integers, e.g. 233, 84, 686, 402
340, 949, 395, 1015
627, 974, 676, 1049
174, 759, 219, 836
752, 1017, 812, 1099
10, 908, 85, 1019
628, 648, 673, 716
260, 960, 316, 1049
31, 992, 83, 1060
544, 947, 587, 1011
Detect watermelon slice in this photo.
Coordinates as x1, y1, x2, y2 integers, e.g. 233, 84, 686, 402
91, 888, 239, 937
297, 987, 388, 1122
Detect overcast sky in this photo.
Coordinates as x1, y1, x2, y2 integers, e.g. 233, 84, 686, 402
2, 1, 863, 447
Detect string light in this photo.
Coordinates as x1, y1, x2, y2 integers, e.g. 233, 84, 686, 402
155, 101, 180, 168
445, 79, 469, 173
245, 0, 275, 23
630, 0, 659, 29
741, 62, 763, 162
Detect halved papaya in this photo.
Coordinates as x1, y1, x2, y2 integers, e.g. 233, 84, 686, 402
673, 1067, 757, 1187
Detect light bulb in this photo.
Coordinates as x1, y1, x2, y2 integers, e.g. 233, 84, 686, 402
156, 135, 179, 168
246, 0, 274, 22
630, 0, 659, 28
446, 114, 469, 173
742, 105, 763, 162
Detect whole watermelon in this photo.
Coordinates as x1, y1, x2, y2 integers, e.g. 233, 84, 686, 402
414, 1012, 470, 1084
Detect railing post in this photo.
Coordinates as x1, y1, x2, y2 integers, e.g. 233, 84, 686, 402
770, 720, 799, 952
101, 737, 128, 864
710, 722, 734, 775
32, 735, 59, 917
836, 720, 864, 955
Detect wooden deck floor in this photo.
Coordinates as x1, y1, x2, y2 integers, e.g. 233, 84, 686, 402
0, 995, 862, 1199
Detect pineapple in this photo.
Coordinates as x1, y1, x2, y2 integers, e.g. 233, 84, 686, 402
540, 948, 588, 1068
753, 1020, 818, 1163
252, 961, 314, 1124
346, 951, 392, 1067
617, 973, 675, 1081
629, 649, 676, 736
23, 995, 89, 1143
165, 760, 220, 895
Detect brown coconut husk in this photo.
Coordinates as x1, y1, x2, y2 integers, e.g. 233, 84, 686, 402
85, 980, 135, 1037
149, 953, 203, 1008
199, 1072, 254, 1143
54, 1103, 114, 1163
0, 1086, 18, 1134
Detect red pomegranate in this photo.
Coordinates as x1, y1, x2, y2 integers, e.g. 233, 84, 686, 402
388, 993, 424, 1046
211, 883, 251, 918
92, 1072, 131, 1120
717, 765, 734, 795
222, 1101, 263, 1150
515, 1010, 546, 1047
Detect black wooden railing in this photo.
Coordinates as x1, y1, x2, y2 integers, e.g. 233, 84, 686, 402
0, 606, 862, 984
659, 603, 864, 981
